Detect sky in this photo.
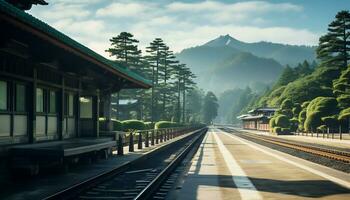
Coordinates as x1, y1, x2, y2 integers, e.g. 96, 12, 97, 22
29, 0, 350, 58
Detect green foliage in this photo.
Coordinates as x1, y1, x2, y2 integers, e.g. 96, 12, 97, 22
339, 107, 350, 120
99, 118, 123, 131
304, 111, 322, 132
317, 11, 350, 69
269, 117, 276, 129
273, 127, 282, 134
144, 122, 155, 130
298, 109, 307, 131
304, 97, 339, 132
317, 125, 327, 132
122, 120, 145, 131
321, 116, 338, 128
155, 121, 181, 129
202, 91, 219, 124
275, 115, 290, 128
281, 128, 291, 134
281, 99, 293, 110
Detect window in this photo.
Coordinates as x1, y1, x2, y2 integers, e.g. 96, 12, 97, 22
68, 94, 74, 116
15, 84, 26, 112
36, 88, 44, 112
80, 97, 92, 118
49, 90, 56, 113
0, 81, 7, 110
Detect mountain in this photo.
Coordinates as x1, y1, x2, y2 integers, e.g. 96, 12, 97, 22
176, 34, 317, 94
204, 34, 317, 66
206, 52, 283, 91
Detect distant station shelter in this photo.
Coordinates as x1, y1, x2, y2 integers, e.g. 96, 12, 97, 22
237, 108, 276, 131
0, 1, 151, 153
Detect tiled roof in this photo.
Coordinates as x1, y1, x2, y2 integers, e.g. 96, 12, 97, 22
0, 0, 151, 88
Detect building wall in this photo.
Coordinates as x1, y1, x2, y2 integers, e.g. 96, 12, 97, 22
0, 52, 101, 150
242, 119, 270, 131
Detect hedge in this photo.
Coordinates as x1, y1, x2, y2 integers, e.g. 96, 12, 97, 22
275, 115, 290, 128
155, 121, 180, 129
304, 97, 338, 132
144, 122, 155, 130
99, 118, 123, 131
122, 120, 145, 131
269, 117, 276, 129
273, 127, 282, 134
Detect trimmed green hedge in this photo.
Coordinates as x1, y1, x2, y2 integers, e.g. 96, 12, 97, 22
155, 121, 180, 129
122, 120, 145, 131
275, 115, 290, 128
273, 127, 282, 134
99, 118, 123, 131
144, 122, 155, 130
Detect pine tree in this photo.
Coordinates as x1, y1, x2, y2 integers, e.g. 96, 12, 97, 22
106, 32, 140, 65
159, 46, 178, 119
317, 10, 350, 69
146, 38, 166, 122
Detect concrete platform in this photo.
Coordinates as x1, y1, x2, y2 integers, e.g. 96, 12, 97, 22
236, 128, 350, 150
170, 127, 350, 200
0, 129, 200, 200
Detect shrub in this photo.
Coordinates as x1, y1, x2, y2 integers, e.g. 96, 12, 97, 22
144, 122, 155, 130
122, 120, 145, 131
304, 97, 339, 132
111, 119, 123, 131
281, 128, 291, 134
275, 115, 290, 128
281, 99, 293, 110
273, 127, 282, 134
317, 125, 327, 132
155, 121, 180, 129
99, 118, 122, 131
304, 111, 322, 132
269, 117, 276, 129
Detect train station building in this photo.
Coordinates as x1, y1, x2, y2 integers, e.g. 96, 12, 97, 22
0, 0, 151, 155
237, 107, 276, 131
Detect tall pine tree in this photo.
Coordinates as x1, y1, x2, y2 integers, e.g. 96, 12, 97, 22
317, 10, 350, 69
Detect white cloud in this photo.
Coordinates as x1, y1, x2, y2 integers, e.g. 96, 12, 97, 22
167, 1, 302, 13
30, 3, 91, 20
96, 2, 152, 18
28, 0, 317, 58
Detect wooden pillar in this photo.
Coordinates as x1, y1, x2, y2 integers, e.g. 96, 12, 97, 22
96, 91, 100, 138
58, 76, 64, 140
76, 80, 81, 138
28, 67, 37, 143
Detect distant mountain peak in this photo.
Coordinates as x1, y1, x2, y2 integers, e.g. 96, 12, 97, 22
205, 34, 243, 47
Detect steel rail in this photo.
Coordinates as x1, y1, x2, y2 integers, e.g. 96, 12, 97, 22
134, 129, 206, 200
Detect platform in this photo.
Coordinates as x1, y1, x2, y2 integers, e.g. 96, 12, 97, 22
10, 138, 116, 158
170, 128, 350, 199
236, 128, 350, 150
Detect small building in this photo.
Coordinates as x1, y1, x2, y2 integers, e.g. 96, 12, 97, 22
237, 108, 276, 131
0, 1, 151, 155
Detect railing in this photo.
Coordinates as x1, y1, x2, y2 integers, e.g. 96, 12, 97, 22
99, 126, 204, 155
295, 131, 350, 140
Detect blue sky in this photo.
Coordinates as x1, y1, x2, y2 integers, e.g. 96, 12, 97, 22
29, 0, 350, 57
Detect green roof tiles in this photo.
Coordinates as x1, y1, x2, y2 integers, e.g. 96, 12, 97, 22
0, 0, 151, 88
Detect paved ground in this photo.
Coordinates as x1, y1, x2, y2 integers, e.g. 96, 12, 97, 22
0, 130, 197, 200
237, 128, 350, 149
171, 127, 350, 200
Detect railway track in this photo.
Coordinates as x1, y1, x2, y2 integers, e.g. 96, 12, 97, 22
44, 128, 207, 200
221, 127, 350, 164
